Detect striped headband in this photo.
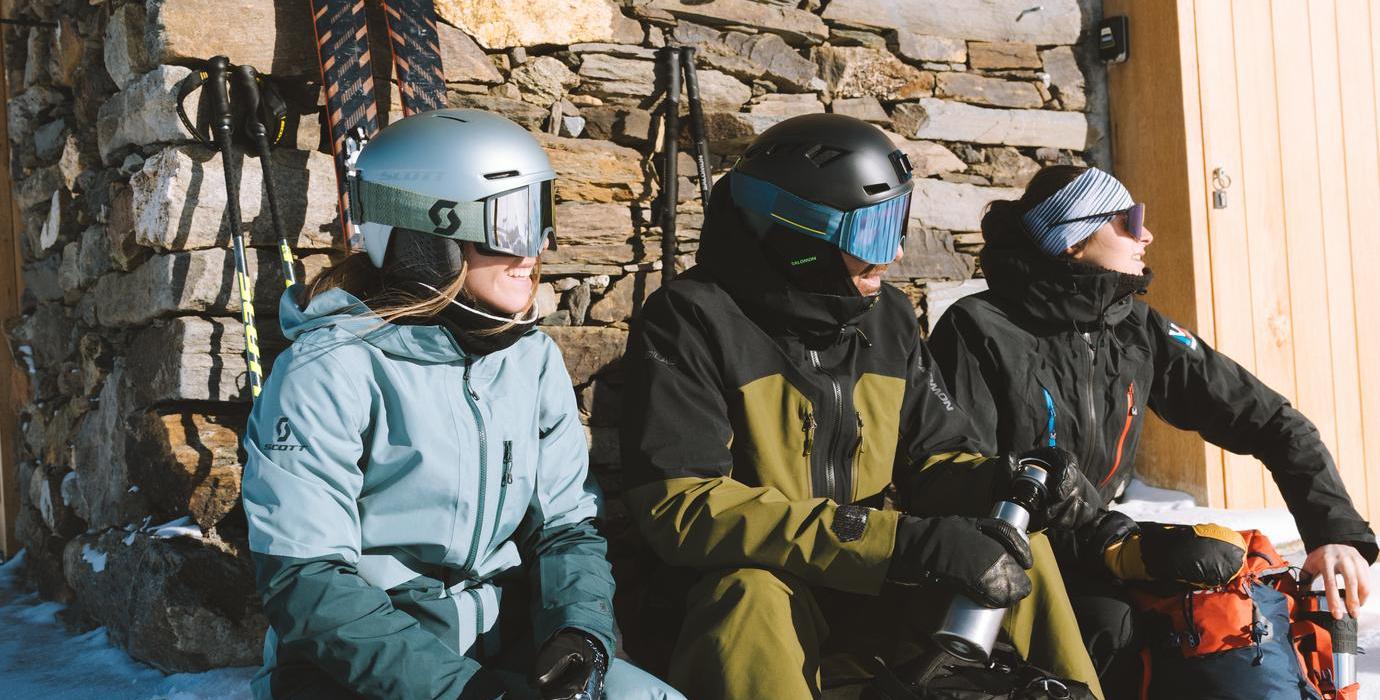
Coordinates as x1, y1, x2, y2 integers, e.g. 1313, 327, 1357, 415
1021, 168, 1134, 256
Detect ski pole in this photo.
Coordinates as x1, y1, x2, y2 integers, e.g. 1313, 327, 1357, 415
203, 56, 264, 400
231, 64, 297, 288
679, 46, 712, 212
658, 46, 681, 288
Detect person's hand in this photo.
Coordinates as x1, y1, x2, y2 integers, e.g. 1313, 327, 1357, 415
1301, 543, 1372, 620
1008, 447, 1104, 532
888, 515, 1033, 608
533, 629, 607, 700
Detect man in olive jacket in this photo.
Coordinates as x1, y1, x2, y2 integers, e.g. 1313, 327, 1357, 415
621, 115, 1106, 699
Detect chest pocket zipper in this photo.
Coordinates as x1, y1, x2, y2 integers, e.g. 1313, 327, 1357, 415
851, 412, 865, 502
803, 411, 816, 457
1041, 387, 1058, 447
492, 441, 514, 542
1101, 382, 1137, 488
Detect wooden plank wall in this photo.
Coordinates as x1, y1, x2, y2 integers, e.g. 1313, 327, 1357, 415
1111, 0, 1379, 517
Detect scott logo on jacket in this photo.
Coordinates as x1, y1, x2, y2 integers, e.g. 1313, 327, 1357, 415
263, 417, 308, 452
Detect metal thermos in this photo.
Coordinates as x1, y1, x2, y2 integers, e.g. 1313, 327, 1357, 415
931, 459, 1051, 663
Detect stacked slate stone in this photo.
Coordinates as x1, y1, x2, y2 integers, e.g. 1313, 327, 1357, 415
3, 0, 1101, 672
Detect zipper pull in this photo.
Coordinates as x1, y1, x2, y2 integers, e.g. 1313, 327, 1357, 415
502, 441, 514, 483
803, 412, 815, 456
463, 360, 480, 401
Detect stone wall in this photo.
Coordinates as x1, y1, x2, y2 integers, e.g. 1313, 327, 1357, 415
4, 0, 1105, 671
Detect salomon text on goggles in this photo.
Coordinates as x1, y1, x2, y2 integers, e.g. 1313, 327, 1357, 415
350, 175, 556, 258
730, 171, 913, 265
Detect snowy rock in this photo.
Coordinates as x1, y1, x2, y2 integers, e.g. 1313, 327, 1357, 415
892, 98, 1088, 150
130, 145, 340, 253
822, 0, 1080, 44
61, 530, 266, 672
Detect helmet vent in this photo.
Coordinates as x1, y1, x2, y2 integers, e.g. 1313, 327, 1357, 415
483, 170, 520, 180
803, 144, 846, 167
863, 183, 892, 195
437, 115, 469, 123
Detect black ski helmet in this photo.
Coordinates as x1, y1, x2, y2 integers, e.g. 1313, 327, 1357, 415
733, 113, 915, 215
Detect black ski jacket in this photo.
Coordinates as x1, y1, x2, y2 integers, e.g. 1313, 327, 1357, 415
929, 243, 1376, 560
620, 180, 1002, 595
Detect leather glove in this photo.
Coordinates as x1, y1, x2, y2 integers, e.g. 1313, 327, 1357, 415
888, 515, 1034, 608
533, 629, 607, 700
1006, 447, 1104, 532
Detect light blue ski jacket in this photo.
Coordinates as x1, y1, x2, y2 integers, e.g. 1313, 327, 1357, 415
241, 286, 615, 698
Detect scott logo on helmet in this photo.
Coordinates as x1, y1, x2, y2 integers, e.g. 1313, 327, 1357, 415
263, 416, 308, 452
429, 199, 461, 236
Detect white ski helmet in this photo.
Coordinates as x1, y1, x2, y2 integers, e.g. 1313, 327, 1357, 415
348, 108, 558, 267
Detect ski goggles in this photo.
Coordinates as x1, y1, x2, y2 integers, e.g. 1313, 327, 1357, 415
350, 176, 556, 258
730, 172, 912, 265
1049, 202, 1145, 241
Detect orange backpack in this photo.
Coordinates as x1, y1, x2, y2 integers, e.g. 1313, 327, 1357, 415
1127, 530, 1358, 700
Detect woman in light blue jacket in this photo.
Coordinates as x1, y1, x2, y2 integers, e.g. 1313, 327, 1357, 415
241, 109, 681, 700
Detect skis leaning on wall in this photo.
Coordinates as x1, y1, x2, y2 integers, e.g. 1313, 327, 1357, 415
380, 0, 447, 115
310, 0, 380, 251
310, 0, 448, 251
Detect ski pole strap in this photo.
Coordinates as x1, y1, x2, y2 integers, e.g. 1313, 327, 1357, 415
174, 69, 213, 146
349, 177, 487, 242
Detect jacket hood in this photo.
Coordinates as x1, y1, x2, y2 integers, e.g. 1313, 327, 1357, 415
696, 177, 879, 345
280, 286, 479, 363
980, 242, 1149, 329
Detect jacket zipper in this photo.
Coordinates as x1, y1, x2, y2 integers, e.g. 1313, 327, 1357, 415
1101, 382, 1136, 488
1080, 333, 1099, 477
851, 412, 865, 502
461, 359, 488, 575
1041, 387, 1057, 447
492, 441, 513, 541
808, 350, 845, 503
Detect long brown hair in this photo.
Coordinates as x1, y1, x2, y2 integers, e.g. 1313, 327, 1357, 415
982, 165, 1090, 257
299, 241, 542, 331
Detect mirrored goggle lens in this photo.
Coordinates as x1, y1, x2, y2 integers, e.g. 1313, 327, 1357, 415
840, 192, 912, 264
485, 182, 555, 257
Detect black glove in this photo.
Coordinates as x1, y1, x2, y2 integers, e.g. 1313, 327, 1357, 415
888, 515, 1034, 608
1074, 509, 1140, 576
533, 629, 607, 700
1007, 447, 1104, 532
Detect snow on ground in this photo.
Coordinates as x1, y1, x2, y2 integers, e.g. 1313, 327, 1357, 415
0, 479, 1377, 698
0, 551, 255, 700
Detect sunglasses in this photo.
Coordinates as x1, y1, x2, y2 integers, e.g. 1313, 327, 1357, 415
1050, 202, 1146, 241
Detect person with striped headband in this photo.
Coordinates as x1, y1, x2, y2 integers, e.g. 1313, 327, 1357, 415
928, 165, 1376, 696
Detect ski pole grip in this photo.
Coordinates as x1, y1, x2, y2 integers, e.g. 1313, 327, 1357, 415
204, 56, 235, 138
232, 64, 267, 140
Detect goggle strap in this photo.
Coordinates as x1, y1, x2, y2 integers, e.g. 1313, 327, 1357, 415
353, 178, 488, 243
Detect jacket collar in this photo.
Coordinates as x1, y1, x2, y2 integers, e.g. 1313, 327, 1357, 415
980, 244, 1149, 329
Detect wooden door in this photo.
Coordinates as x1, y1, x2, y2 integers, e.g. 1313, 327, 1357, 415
1108, 0, 1379, 516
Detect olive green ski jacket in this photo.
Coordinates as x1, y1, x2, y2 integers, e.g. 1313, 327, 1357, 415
621, 180, 1006, 595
